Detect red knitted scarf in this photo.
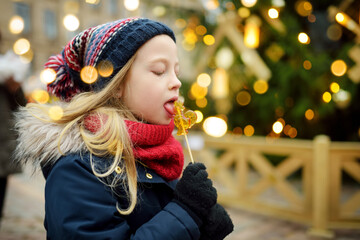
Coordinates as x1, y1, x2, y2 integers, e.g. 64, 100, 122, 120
84, 116, 184, 181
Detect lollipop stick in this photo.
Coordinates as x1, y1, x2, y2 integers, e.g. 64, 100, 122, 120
176, 106, 195, 163
184, 134, 194, 164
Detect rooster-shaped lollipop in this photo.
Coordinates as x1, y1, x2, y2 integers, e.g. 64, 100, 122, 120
174, 100, 197, 163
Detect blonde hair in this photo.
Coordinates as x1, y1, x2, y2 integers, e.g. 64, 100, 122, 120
26, 55, 139, 215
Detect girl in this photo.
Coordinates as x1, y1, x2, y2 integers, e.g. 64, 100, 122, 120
15, 18, 233, 239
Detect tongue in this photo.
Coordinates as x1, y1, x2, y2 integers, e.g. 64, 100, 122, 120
164, 102, 175, 115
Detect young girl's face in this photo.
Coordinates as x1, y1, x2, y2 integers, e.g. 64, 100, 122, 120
120, 34, 181, 125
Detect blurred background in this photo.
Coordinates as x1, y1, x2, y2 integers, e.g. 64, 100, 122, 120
0, 0, 359, 239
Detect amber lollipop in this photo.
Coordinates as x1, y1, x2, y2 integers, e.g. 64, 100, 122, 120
174, 100, 197, 163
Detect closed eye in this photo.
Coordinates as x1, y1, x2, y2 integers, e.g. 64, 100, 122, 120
152, 71, 165, 76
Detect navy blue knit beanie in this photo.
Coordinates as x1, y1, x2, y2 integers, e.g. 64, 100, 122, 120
45, 18, 176, 101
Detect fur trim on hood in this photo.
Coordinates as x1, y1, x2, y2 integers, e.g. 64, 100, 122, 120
14, 106, 86, 168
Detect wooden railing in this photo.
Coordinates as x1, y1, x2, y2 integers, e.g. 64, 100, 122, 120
180, 133, 360, 238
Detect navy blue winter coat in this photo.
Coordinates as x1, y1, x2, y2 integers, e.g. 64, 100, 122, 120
42, 153, 200, 240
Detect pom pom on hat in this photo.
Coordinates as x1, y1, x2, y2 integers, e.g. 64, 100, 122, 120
45, 18, 176, 101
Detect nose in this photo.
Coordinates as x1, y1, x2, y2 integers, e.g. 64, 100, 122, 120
169, 74, 182, 90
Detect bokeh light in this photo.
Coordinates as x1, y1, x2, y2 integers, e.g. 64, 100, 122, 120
124, 0, 139, 11
253, 79, 268, 94
63, 14, 80, 32
241, 0, 257, 8
305, 109, 314, 120
330, 82, 340, 93
236, 91, 251, 106
215, 47, 234, 69
48, 106, 64, 120
203, 117, 227, 137
288, 127, 297, 138
194, 110, 203, 123
175, 19, 186, 29
244, 23, 260, 48
303, 60, 312, 70
40, 68, 57, 84
195, 25, 207, 35
331, 59, 347, 77
13, 38, 30, 55
197, 73, 211, 87
327, 24, 342, 41
296, 1, 312, 16
212, 68, 229, 98
298, 32, 310, 44
31, 89, 49, 104
272, 121, 283, 134
196, 98, 208, 108
205, 0, 220, 10
80, 66, 98, 84
9, 16, 24, 34
203, 35, 215, 46
97, 60, 114, 77
190, 82, 208, 99
152, 6, 166, 17
268, 8, 279, 19
322, 91, 332, 103
238, 7, 251, 18
244, 125, 255, 136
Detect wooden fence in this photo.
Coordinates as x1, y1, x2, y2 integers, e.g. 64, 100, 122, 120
181, 133, 360, 238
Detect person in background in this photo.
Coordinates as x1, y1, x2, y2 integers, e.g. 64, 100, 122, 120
14, 18, 233, 239
0, 46, 28, 226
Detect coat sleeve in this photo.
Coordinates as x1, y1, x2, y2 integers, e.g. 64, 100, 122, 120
44, 155, 200, 240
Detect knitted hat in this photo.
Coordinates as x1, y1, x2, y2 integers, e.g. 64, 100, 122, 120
45, 18, 176, 101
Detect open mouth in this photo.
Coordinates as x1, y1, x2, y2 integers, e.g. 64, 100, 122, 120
164, 97, 178, 116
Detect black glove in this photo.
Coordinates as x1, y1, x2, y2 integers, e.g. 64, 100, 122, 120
174, 163, 217, 221
200, 203, 234, 240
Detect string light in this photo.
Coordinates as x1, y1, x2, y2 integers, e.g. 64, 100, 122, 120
330, 82, 340, 93
244, 21, 260, 48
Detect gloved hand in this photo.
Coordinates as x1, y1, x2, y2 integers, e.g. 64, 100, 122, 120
174, 163, 217, 222
200, 203, 234, 240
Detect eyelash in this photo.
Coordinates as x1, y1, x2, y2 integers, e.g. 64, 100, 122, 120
152, 71, 164, 76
